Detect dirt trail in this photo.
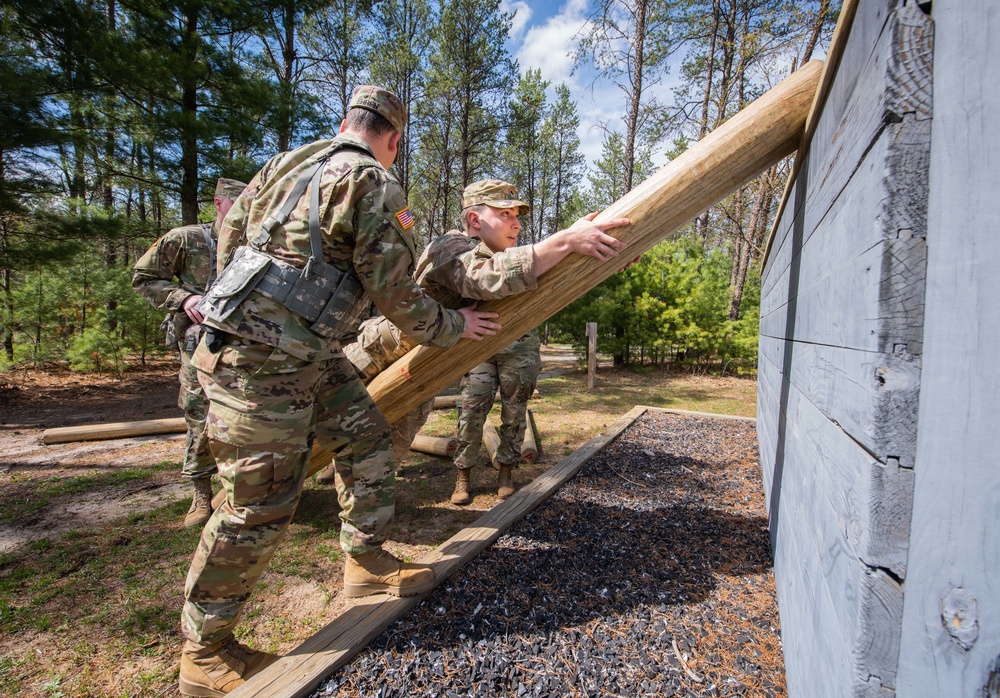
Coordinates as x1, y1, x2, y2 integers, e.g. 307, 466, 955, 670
0, 347, 583, 553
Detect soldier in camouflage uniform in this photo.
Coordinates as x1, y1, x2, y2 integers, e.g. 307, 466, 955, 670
324, 180, 629, 506
175, 86, 501, 697
132, 177, 247, 529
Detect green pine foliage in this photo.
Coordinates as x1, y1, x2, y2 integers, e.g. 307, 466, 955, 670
0, 0, 835, 375
549, 235, 761, 373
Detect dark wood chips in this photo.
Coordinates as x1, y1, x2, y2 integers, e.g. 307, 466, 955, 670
313, 412, 784, 698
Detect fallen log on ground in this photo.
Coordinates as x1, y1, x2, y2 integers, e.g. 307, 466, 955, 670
409, 433, 457, 457
42, 417, 186, 445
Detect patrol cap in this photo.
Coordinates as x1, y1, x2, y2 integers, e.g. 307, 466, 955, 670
461, 179, 529, 215
348, 85, 407, 135
215, 178, 247, 200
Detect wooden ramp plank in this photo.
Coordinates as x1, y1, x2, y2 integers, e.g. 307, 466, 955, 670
229, 406, 649, 698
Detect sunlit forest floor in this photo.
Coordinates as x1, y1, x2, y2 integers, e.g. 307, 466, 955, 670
0, 346, 765, 697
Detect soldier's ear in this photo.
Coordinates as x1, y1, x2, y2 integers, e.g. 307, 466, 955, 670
467, 210, 480, 230
339, 119, 348, 133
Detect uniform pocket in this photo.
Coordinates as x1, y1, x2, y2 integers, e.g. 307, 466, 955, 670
190, 335, 222, 375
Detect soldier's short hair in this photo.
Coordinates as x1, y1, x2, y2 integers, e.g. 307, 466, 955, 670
344, 107, 397, 138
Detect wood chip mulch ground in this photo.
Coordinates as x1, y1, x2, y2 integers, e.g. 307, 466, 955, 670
312, 411, 785, 698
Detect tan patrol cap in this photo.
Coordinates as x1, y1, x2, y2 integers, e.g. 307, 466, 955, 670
215, 178, 247, 200
461, 179, 529, 215
348, 85, 407, 135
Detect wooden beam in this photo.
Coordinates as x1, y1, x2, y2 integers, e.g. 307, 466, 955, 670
366, 61, 823, 425
42, 417, 186, 445
481, 418, 500, 468
431, 394, 462, 409
227, 406, 650, 698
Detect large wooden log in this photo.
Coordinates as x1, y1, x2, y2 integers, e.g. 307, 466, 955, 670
409, 433, 457, 457
367, 60, 823, 425
42, 417, 186, 445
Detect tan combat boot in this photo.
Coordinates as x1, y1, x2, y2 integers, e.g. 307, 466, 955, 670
343, 548, 436, 598
179, 635, 278, 697
315, 462, 337, 485
183, 477, 214, 528
497, 465, 515, 500
450, 468, 472, 505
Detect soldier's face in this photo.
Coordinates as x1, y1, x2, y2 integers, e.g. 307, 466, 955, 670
214, 196, 235, 223
475, 206, 522, 252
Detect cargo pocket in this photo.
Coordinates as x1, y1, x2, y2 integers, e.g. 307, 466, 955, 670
190, 335, 222, 375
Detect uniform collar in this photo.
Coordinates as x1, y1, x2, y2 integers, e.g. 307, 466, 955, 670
333, 131, 378, 158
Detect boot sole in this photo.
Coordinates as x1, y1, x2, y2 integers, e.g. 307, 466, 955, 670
343, 576, 436, 598
178, 677, 228, 698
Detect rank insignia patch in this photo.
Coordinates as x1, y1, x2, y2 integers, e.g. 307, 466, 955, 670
395, 207, 415, 230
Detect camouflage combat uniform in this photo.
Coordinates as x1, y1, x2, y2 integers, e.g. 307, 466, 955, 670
182, 131, 466, 644
343, 230, 539, 464
132, 221, 218, 483
454, 329, 541, 470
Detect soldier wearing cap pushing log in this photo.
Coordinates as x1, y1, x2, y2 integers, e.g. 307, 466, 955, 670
316, 180, 629, 505
132, 177, 247, 529
175, 86, 501, 696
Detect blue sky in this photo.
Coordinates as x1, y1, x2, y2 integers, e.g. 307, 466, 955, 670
499, 0, 681, 172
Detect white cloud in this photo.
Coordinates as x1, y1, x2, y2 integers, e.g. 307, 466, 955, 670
514, 0, 589, 87
500, 0, 533, 43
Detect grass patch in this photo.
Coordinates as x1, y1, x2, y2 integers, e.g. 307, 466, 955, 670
0, 462, 177, 525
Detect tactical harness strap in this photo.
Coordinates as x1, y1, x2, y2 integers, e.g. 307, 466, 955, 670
199, 146, 369, 339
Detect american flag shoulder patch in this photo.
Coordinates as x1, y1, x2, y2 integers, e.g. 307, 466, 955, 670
395, 207, 415, 230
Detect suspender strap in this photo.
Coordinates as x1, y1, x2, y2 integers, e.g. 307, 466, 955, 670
251, 156, 328, 250
308, 158, 327, 268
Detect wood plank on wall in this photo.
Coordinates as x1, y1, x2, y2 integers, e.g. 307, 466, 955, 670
765, 0, 893, 294
758, 335, 920, 468
758, 347, 907, 693
897, 0, 1000, 694
763, 0, 931, 307
758, 346, 913, 578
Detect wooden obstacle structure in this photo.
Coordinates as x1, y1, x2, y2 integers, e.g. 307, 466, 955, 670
758, 0, 1000, 695
219, 55, 823, 696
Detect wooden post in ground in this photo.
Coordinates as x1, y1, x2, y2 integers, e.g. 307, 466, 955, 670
586, 322, 597, 390
364, 61, 822, 429
521, 409, 538, 462
481, 419, 501, 469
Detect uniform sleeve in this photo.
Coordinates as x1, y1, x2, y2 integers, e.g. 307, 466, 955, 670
131, 232, 191, 311
425, 238, 537, 301
351, 177, 466, 349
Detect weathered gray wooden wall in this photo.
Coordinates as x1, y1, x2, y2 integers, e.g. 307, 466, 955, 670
758, 0, 932, 694
895, 0, 1000, 695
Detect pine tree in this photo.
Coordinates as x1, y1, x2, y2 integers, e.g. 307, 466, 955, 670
504, 69, 549, 244
412, 0, 516, 239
